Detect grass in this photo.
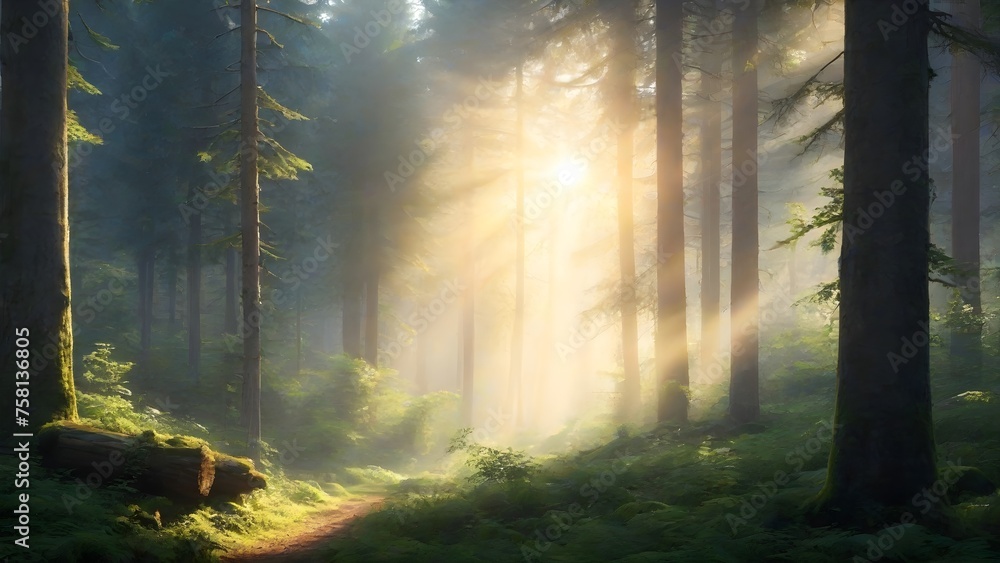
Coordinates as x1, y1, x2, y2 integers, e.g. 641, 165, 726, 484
321, 368, 1000, 562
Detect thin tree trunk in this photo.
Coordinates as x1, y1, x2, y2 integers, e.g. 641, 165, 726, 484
950, 0, 982, 374
187, 184, 202, 383
656, 0, 690, 424
240, 0, 262, 462
363, 196, 380, 366
295, 290, 302, 377
728, 0, 760, 423
224, 216, 238, 336
699, 4, 723, 376
0, 0, 77, 435
815, 0, 935, 523
342, 231, 363, 358
610, 0, 641, 423
138, 247, 154, 380
461, 135, 476, 427
508, 61, 526, 427
167, 257, 178, 333
415, 333, 428, 394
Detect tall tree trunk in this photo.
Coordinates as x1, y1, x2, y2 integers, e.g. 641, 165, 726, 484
536, 195, 558, 427
508, 61, 526, 427
187, 184, 202, 383
461, 135, 476, 426
138, 247, 154, 380
342, 231, 363, 358
240, 0, 262, 462
167, 257, 178, 333
950, 0, 982, 375
815, 0, 935, 523
415, 333, 428, 394
656, 0, 690, 424
363, 196, 380, 366
0, 0, 78, 435
293, 291, 301, 377
728, 0, 760, 423
224, 212, 238, 335
610, 0, 641, 423
699, 5, 723, 377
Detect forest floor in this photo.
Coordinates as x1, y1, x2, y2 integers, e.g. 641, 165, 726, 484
219, 495, 385, 562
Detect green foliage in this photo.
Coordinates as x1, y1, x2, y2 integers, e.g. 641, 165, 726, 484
448, 428, 539, 486
327, 371, 1000, 562
943, 289, 989, 334
782, 167, 960, 304
80, 343, 133, 395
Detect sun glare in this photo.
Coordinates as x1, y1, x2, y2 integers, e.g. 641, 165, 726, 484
553, 157, 588, 187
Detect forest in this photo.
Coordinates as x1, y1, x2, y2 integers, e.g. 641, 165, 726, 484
3, 0, 1000, 561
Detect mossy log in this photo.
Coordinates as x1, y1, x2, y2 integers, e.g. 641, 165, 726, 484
208, 454, 268, 499
37, 422, 265, 502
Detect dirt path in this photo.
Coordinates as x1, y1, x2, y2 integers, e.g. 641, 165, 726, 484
219, 496, 384, 562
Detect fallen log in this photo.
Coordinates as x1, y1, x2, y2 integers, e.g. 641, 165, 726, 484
37, 422, 265, 502
208, 454, 268, 500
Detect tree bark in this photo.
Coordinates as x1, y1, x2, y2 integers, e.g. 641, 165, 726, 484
187, 183, 202, 383
38, 422, 266, 502
728, 0, 760, 423
0, 0, 78, 435
342, 232, 363, 358
610, 0, 642, 423
138, 247, 155, 381
950, 0, 982, 374
656, 0, 690, 424
461, 135, 476, 427
224, 220, 239, 336
240, 0, 262, 462
815, 0, 935, 523
363, 195, 380, 366
508, 61, 526, 427
167, 257, 178, 333
699, 3, 723, 378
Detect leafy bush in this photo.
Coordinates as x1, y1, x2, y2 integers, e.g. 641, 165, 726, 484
448, 428, 538, 486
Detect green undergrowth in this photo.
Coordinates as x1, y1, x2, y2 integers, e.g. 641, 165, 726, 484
0, 449, 399, 562
324, 369, 1000, 562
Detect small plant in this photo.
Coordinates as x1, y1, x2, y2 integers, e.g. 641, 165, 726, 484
81, 343, 134, 396
448, 428, 538, 486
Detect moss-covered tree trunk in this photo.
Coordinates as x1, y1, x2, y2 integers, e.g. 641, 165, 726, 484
816, 0, 935, 523
728, 0, 760, 423
0, 0, 78, 436
240, 0, 262, 462
224, 208, 239, 336
655, 0, 690, 424
949, 0, 982, 375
